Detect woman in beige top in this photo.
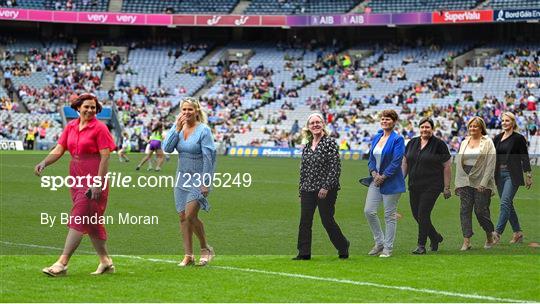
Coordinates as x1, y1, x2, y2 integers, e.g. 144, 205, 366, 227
454, 117, 499, 251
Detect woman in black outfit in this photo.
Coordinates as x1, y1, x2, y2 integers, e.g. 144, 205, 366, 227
295, 113, 349, 260
402, 118, 452, 254
493, 112, 533, 244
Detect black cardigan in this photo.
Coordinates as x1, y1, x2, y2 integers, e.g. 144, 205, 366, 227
493, 132, 531, 186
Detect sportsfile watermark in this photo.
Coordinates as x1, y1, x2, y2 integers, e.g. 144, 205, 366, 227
40, 172, 253, 191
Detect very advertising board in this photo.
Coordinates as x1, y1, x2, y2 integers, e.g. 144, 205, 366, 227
0, 8, 171, 25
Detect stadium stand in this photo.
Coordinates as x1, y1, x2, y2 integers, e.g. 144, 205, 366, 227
483, 0, 540, 9
1, 36, 538, 153
0, 38, 104, 115
122, 0, 239, 14
0, 110, 63, 147
200, 40, 343, 145
0, 0, 44, 9
209, 41, 538, 151
175, 0, 239, 13
245, 0, 361, 15
112, 41, 212, 151
0, 0, 110, 11
2, 0, 538, 14
365, 0, 479, 13
45, 0, 110, 11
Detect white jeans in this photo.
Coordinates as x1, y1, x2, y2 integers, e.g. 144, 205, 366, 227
364, 182, 401, 251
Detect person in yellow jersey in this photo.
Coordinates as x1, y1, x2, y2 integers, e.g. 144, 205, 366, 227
25, 125, 36, 150
339, 139, 350, 151
136, 122, 165, 172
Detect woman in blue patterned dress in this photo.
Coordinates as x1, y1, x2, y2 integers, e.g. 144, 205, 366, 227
163, 97, 216, 267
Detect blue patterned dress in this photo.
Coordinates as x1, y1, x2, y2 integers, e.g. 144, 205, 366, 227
163, 124, 216, 213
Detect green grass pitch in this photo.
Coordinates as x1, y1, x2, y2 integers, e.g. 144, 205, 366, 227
1, 152, 539, 302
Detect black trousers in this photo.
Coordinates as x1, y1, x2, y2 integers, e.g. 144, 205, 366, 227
297, 190, 348, 255
26, 139, 34, 150
409, 189, 441, 246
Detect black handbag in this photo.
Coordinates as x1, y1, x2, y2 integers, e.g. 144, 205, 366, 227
359, 176, 373, 187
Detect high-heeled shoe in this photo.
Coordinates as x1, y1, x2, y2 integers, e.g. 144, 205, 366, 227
338, 240, 350, 259
178, 255, 195, 267
292, 255, 311, 260
42, 262, 67, 277
412, 246, 427, 255
460, 239, 472, 251
197, 246, 215, 266
510, 232, 524, 244
91, 263, 116, 275
492, 232, 501, 245
430, 234, 444, 252
484, 231, 500, 249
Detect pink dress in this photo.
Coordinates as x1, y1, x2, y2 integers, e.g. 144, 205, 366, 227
57, 117, 116, 240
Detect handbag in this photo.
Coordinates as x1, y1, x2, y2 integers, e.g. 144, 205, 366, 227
359, 176, 373, 187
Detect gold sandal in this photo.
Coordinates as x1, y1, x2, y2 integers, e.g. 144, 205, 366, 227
91, 263, 116, 275
178, 255, 195, 267
42, 262, 67, 277
510, 233, 524, 244
197, 246, 215, 266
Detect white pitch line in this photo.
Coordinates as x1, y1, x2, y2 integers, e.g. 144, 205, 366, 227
0, 241, 533, 303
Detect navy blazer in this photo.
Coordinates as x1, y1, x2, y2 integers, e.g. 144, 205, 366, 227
368, 130, 406, 194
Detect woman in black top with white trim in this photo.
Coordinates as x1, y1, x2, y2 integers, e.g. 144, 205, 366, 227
493, 112, 533, 244
402, 118, 452, 254
294, 113, 349, 260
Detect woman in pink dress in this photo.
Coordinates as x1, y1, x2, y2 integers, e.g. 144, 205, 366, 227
34, 93, 116, 277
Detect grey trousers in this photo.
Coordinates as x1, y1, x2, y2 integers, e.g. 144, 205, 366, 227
364, 182, 401, 251
459, 186, 495, 238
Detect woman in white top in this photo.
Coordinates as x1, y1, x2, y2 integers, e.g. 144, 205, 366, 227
118, 131, 130, 162
454, 117, 498, 251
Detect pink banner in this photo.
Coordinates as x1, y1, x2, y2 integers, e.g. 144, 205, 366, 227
0, 8, 171, 26
78, 12, 147, 25
0, 8, 28, 21
28, 9, 53, 22
146, 14, 172, 25
54, 11, 79, 23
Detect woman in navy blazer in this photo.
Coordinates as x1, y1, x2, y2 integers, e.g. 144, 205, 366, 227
364, 109, 405, 258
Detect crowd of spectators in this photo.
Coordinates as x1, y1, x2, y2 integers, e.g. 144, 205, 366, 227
221, 43, 539, 152
2, 39, 538, 155
485, 48, 539, 78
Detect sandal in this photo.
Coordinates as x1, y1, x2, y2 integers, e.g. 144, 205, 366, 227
197, 246, 215, 266
178, 255, 195, 267
42, 262, 67, 277
510, 233, 524, 244
91, 263, 116, 275
492, 232, 501, 245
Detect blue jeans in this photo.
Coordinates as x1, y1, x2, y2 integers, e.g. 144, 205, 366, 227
495, 169, 521, 234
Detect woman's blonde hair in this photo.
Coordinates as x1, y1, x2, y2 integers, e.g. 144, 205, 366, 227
502, 111, 519, 131
181, 97, 207, 124
467, 116, 487, 135
301, 112, 329, 142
